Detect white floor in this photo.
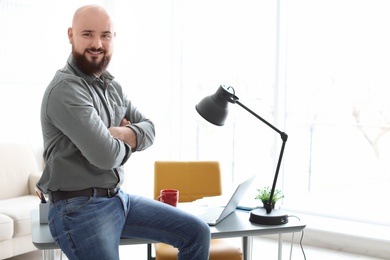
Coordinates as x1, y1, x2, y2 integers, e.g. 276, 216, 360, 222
5, 236, 385, 260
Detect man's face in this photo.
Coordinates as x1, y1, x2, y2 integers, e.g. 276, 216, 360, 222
68, 7, 115, 76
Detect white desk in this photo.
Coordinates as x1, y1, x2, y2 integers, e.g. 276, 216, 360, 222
31, 209, 305, 260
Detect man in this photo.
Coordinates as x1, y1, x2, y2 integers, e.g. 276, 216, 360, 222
37, 5, 210, 260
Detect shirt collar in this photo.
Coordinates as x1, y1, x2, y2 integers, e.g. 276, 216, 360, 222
66, 54, 115, 85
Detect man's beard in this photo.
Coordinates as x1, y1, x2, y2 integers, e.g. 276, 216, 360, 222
72, 46, 111, 76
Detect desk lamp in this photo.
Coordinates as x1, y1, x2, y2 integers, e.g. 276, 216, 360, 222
196, 85, 288, 225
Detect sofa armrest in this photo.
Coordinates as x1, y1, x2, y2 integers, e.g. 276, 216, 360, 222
29, 171, 42, 195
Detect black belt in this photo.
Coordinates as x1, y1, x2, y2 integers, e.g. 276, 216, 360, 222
50, 187, 119, 203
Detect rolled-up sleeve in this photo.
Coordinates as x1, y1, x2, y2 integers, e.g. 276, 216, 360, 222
125, 101, 155, 152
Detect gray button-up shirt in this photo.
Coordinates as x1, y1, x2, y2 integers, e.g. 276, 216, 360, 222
37, 55, 155, 193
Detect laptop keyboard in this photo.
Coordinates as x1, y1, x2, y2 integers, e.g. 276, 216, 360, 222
198, 207, 224, 223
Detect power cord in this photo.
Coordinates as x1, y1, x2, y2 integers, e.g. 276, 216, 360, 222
300, 230, 306, 259
288, 215, 306, 260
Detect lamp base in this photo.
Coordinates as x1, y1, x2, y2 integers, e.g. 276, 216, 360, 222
249, 208, 288, 225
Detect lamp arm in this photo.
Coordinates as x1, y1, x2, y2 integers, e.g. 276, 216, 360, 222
236, 101, 283, 135
235, 100, 288, 214
266, 138, 287, 213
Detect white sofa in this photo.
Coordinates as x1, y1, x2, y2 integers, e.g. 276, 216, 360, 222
0, 143, 42, 259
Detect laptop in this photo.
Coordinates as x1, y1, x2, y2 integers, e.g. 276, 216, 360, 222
194, 175, 256, 226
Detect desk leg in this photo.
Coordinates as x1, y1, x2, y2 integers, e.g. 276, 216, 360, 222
242, 236, 253, 260
278, 234, 283, 260
42, 249, 55, 260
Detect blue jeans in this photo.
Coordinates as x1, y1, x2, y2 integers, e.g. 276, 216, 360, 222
48, 189, 210, 260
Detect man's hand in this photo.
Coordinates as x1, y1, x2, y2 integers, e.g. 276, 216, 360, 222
108, 118, 137, 149
119, 118, 131, 126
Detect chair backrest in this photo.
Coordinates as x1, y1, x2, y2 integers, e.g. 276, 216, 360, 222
154, 161, 222, 202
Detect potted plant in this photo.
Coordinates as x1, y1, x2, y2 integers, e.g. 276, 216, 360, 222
255, 186, 284, 209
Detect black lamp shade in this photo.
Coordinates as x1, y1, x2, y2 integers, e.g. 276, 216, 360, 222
195, 85, 235, 126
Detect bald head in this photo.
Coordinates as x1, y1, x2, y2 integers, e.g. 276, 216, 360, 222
72, 5, 115, 33
68, 5, 115, 76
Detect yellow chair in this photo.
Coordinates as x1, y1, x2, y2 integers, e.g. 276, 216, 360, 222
152, 161, 242, 260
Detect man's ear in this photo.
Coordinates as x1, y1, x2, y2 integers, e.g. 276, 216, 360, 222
68, 27, 73, 43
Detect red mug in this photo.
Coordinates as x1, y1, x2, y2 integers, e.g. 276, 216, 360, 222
157, 189, 179, 207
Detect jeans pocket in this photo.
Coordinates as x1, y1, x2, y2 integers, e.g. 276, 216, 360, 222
63, 196, 93, 216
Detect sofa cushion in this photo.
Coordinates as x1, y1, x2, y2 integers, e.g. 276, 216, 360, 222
0, 214, 13, 241
0, 195, 39, 237
0, 143, 39, 199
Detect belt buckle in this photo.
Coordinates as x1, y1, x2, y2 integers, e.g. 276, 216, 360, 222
107, 188, 117, 198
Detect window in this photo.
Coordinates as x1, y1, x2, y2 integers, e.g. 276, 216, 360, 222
282, 0, 390, 225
